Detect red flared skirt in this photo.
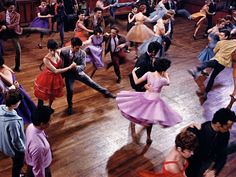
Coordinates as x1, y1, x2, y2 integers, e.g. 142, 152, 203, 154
34, 70, 65, 101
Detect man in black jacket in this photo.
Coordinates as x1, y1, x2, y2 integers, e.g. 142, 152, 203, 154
130, 41, 161, 91
185, 108, 236, 177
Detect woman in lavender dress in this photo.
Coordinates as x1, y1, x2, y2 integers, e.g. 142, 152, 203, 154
30, 0, 53, 48
83, 27, 104, 78
0, 56, 36, 123
116, 59, 182, 144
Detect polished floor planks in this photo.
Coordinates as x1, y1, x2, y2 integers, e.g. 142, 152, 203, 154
0, 17, 236, 177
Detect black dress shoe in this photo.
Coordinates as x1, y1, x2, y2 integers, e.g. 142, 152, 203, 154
104, 92, 116, 99
13, 67, 21, 72
67, 107, 73, 115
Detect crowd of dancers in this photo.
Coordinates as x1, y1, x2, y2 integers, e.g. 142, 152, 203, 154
0, 0, 236, 177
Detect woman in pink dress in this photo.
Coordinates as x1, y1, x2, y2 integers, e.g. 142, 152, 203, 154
34, 39, 76, 108
116, 58, 182, 144
139, 131, 198, 177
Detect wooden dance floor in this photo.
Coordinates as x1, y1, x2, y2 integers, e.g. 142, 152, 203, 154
1, 17, 236, 176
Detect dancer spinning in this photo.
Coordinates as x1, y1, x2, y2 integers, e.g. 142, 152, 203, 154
0, 1, 50, 71
83, 27, 104, 78
226, 50, 236, 109
188, 30, 236, 102
139, 131, 198, 177
198, 18, 225, 64
149, 0, 168, 22
34, 39, 76, 108
116, 58, 182, 144
138, 13, 172, 57
30, 0, 53, 49
126, 4, 156, 57
60, 37, 115, 115
65, 10, 93, 46
189, 0, 214, 40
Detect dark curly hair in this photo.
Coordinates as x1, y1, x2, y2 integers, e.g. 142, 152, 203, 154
47, 39, 58, 50
175, 131, 198, 151
212, 108, 236, 125
153, 58, 171, 72
31, 105, 54, 126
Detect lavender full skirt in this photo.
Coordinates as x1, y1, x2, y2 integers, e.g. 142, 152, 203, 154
116, 91, 182, 126
85, 45, 104, 68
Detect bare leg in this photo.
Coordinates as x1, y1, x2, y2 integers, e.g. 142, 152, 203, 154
193, 17, 205, 39
227, 65, 236, 109
146, 124, 153, 144
49, 98, 54, 108
130, 122, 136, 138
90, 64, 97, 78
38, 33, 43, 49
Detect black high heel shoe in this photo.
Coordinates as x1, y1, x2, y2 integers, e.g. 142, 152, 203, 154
192, 35, 197, 40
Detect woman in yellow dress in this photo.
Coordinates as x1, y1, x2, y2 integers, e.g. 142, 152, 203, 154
189, 0, 215, 40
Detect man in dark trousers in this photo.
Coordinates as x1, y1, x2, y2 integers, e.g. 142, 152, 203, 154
0, 1, 22, 72
60, 37, 115, 115
130, 41, 162, 91
104, 26, 127, 83
185, 108, 236, 177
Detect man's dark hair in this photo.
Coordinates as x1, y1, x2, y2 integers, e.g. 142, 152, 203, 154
147, 41, 161, 54
220, 29, 231, 39
71, 37, 83, 47
5, 89, 23, 107
110, 25, 119, 33
4, 1, 15, 8
212, 108, 236, 125
225, 15, 233, 21
94, 7, 103, 13
31, 106, 54, 126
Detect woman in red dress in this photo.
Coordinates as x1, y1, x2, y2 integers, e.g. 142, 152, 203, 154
65, 10, 93, 46
139, 131, 198, 177
34, 39, 76, 107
